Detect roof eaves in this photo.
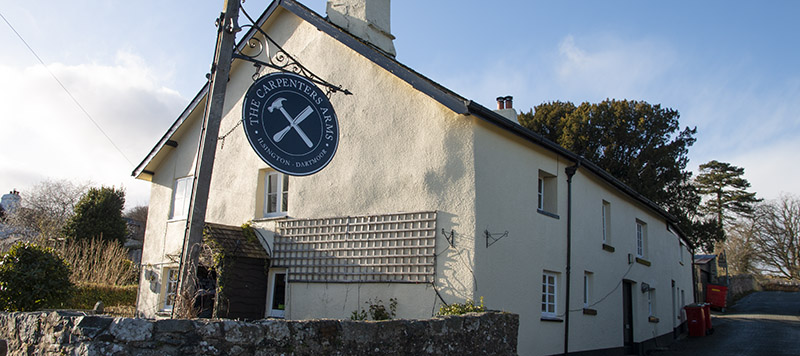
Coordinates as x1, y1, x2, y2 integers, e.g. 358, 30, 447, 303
134, 0, 471, 178
132, 84, 209, 179
279, 0, 470, 115
131, 0, 284, 180
466, 100, 682, 232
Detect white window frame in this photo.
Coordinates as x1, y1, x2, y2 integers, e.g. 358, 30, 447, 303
170, 176, 193, 220
263, 172, 289, 218
267, 269, 287, 318
541, 272, 558, 318
537, 178, 545, 210
583, 271, 593, 308
161, 267, 179, 311
537, 170, 557, 215
636, 221, 646, 258
602, 201, 611, 243
647, 290, 655, 317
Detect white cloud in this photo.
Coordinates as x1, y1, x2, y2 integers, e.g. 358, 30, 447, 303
722, 138, 800, 201
554, 35, 676, 101
0, 51, 186, 207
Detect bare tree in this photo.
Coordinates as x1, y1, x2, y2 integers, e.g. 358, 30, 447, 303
753, 194, 800, 280
4, 179, 90, 239
124, 205, 148, 242
719, 220, 760, 275
124, 205, 148, 223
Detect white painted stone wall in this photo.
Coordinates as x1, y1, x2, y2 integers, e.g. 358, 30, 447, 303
471, 120, 693, 355
137, 8, 477, 321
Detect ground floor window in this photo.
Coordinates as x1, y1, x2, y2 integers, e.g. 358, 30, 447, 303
162, 267, 179, 311
268, 269, 287, 318
542, 272, 558, 318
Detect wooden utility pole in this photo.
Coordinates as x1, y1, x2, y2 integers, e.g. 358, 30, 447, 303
175, 0, 240, 318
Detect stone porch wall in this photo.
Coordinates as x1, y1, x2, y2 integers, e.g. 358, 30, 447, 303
0, 311, 518, 356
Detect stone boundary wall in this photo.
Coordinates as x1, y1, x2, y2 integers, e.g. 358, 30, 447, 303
0, 311, 518, 356
728, 274, 762, 299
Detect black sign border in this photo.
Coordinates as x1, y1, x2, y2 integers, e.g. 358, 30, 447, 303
241, 72, 339, 177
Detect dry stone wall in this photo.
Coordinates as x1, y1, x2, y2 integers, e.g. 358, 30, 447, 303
0, 311, 518, 356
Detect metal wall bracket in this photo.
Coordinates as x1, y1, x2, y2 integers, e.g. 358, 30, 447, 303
485, 229, 509, 248
441, 229, 455, 248
233, 6, 352, 97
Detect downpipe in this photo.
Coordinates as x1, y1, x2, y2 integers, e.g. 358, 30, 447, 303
564, 161, 580, 355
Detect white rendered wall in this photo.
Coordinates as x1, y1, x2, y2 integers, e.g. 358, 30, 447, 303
137, 8, 477, 319
471, 120, 693, 355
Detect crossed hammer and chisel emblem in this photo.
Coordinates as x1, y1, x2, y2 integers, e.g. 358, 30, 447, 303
268, 97, 314, 148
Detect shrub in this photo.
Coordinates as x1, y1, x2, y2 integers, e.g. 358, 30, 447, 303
50, 237, 137, 285
437, 297, 485, 316
0, 242, 74, 311
350, 298, 397, 321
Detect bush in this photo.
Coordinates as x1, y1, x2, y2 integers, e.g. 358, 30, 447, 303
437, 297, 485, 316
0, 242, 74, 311
350, 298, 397, 321
49, 237, 137, 285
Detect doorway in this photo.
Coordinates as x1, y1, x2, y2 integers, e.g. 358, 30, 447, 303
623, 280, 634, 354
268, 269, 287, 318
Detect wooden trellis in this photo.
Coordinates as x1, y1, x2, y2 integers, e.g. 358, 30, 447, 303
273, 211, 437, 283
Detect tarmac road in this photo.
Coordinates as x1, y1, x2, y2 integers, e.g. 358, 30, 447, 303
655, 291, 800, 356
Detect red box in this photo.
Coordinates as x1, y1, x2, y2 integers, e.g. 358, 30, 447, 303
684, 304, 706, 337
705, 284, 728, 310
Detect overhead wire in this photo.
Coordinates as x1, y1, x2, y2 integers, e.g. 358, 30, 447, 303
0, 10, 134, 167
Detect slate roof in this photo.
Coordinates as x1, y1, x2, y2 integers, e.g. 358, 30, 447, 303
202, 223, 269, 265
694, 254, 717, 265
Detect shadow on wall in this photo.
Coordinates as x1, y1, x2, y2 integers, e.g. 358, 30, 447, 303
434, 210, 478, 305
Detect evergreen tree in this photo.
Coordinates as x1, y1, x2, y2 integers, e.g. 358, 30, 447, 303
519, 99, 697, 208
695, 160, 761, 227
62, 186, 127, 242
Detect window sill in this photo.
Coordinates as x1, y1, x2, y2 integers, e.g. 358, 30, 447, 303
537, 209, 560, 220
648, 316, 660, 323
635, 257, 651, 267
582, 308, 598, 316
540, 316, 563, 322
167, 218, 187, 223
602, 243, 615, 252
254, 214, 289, 222
156, 310, 171, 317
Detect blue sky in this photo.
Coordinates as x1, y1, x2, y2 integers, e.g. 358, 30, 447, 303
1, 1, 798, 208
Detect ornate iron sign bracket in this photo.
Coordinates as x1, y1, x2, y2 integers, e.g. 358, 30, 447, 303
233, 6, 352, 97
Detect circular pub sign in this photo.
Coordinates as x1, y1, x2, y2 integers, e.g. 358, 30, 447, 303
242, 72, 339, 176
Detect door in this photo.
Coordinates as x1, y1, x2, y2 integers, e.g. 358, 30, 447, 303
623, 281, 634, 354
268, 270, 287, 318
672, 280, 677, 335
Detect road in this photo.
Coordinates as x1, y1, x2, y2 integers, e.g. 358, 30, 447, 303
655, 291, 800, 355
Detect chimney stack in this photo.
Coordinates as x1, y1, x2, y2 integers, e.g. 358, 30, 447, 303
327, 0, 397, 56
504, 96, 513, 109
494, 95, 518, 123
497, 97, 505, 110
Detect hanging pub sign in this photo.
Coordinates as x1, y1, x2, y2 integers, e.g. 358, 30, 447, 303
242, 72, 339, 176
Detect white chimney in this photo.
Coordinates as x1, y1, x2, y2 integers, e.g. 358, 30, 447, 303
327, 0, 396, 56
494, 95, 518, 123
1, 190, 20, 214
